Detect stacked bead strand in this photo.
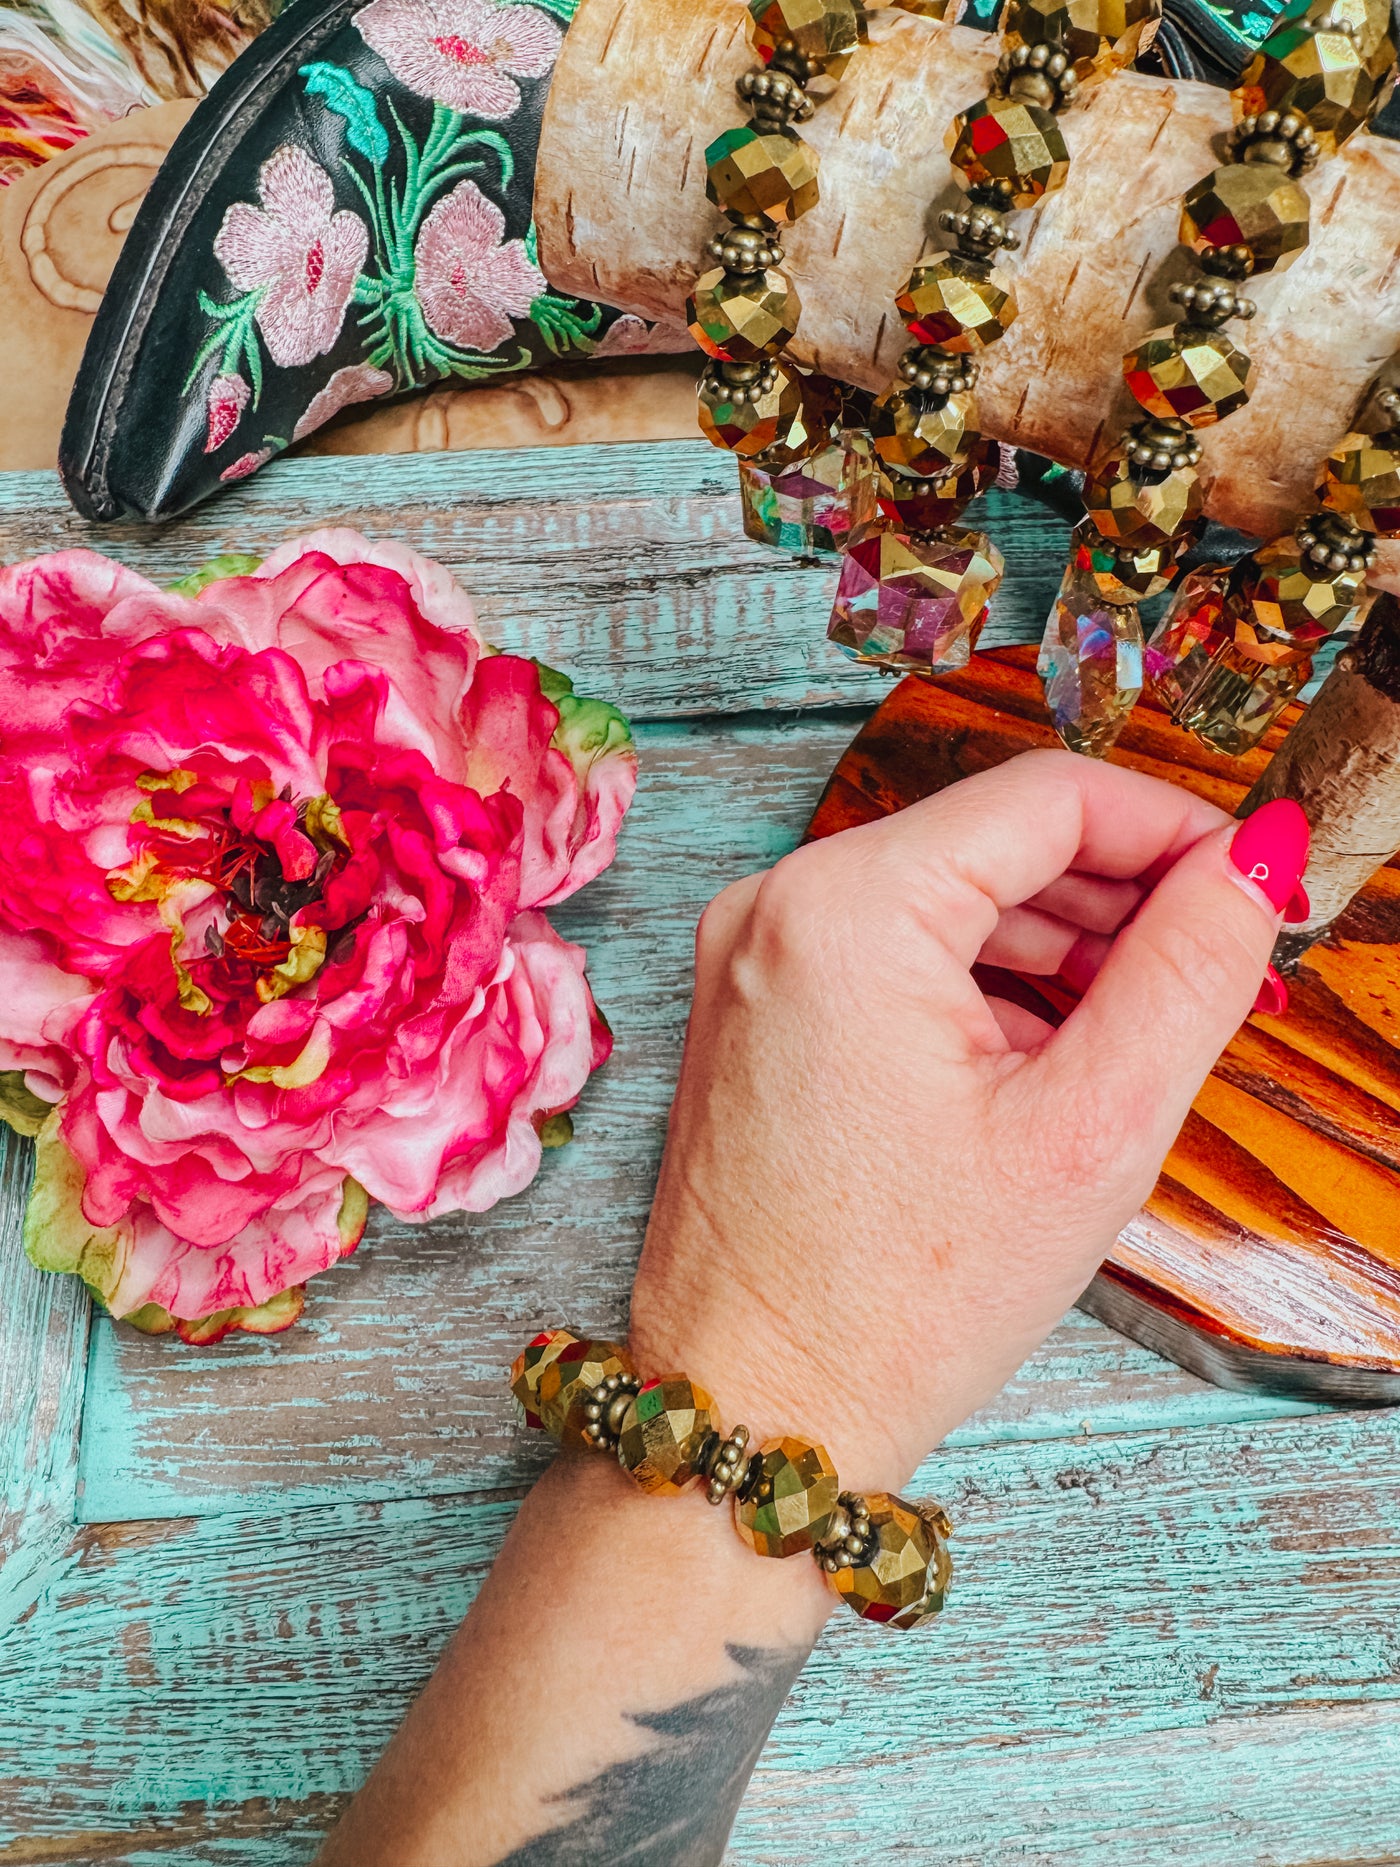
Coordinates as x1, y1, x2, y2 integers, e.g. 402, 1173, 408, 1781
1042, 0, 1396, 757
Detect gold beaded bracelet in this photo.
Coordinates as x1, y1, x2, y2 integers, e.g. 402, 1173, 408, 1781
511, 1328, 954, 1630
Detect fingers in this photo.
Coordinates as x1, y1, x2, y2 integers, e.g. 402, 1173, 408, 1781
978, 907, 1110, 980
1027, 871, 1143, 935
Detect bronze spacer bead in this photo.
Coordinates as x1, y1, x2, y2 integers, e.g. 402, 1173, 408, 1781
702, 1422, 754, 1504
938, 204, 1020, 258
1297, 509, 1375, 573
1169, 279, 1256, 326
705, 224, 786, 272
898, 344, 978, 396
1199, 242, 1255, 280
1228, 108, 1320, 176
737, 63, 815, 127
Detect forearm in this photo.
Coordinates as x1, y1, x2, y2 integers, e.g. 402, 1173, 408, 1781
316, 1451, 833, 1866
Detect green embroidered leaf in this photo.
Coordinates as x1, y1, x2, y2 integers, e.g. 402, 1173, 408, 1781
167, 553, 263, 597
300, 62, 390, 164
525, 220, 539, 266
529, 290, 605, 356
530, 0, 580, 21
0, 1071, 52, 1138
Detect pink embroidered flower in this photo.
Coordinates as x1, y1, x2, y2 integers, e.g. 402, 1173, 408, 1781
292, 364, 395, 441
591, 315, 694, 358
214, 145, 369, 369
413, 179, 544, 352
219, 448, 272, 483
204, 374, 250, 453
0, 534, 635, 1337
355, 0, 560, 118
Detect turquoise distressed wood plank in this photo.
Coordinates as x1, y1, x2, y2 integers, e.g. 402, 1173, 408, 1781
0, 446, 1066, 724
11, 1404, 1400, 1862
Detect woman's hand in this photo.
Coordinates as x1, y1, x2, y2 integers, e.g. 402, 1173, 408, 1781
630, 749, 1306, 1494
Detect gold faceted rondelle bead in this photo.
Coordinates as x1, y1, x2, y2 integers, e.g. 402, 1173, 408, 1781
947, 97, 1069, 209
831, 1495, 952, 1627
1326, 0, 1394, 57
617, 1375, 719, 1496
1180, 164, 1310, 276
705, 125, 820, 226
1001, 0, 1160, 83
1123, 325, 1253, 428
1084, 450, 1203, 550
536, 1338, 636, 1449
895, 256, 1017, 353
1234, 16, 1397, 157
510, 1327, 579, 1429
687, 265, 799, 363
1071, 520, 1184, 604
735, 1437, 840, 1557
1319, 431, 1400, 537
869, 385, 977, 479
1234, 535, 1370, 649
697, 361, 836, 462
748, 0, 863, 78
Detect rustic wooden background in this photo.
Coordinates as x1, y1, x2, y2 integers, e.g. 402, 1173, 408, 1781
1, 439, 1398, 1866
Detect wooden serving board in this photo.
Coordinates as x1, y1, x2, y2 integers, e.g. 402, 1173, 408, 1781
808, 646, 1400, 1401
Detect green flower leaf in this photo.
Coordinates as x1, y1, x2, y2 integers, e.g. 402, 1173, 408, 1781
0, 1071, 53, 1139
300, 62, 391, 164
23, 1112, 131, 1309
534, 659, 636, 767
167, 553, 264, 597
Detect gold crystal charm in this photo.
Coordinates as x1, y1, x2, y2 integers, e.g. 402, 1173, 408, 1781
536, 1338, 637, 1450
735, 1437, 840, 1557
874, 443, 996, 531
705, 125, 820, 225
1180, 163, 1310, 276
1001, 0, 1160, 83
687, 265, 799, 363
1144, 564, 1234, 712
1039, 560, 1143, 757
1084, 449, 1203, 550
830, 1494, 952, 1626
697, 359, 833, 459
740, 440, 878, 554
829, 521, 1004, 674
946, 97, 1070, 208
1071, 519, 1184, 604
1233, 534, 1369, 648
617, 1376, 719, 1496
510, 1327, 579, 1429
895, 256, 1017, 352
1319, 431, 1400, 536
748, 0, 863, 78
869, 385, 977, 478
1123, 325, 1253, 427
1175, 643, 1308, 755
1234, 12, 1396, 157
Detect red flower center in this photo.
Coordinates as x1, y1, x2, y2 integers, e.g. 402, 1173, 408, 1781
433, 33, 492, 64
448, 255, 472, 298
305, 239, 325, 294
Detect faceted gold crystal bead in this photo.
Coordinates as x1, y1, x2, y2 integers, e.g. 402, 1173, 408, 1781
1039, 560, 1144, 757
1176, 642, 1309, 755
1327, 0, 1393, 57
1144, 564, 1234, 713
874, 443, 995, 531
1233, 534, 1369, 648
1002, 0, 1160, 83
1071, 520, 1184, 604
1084, 450, 1203, 550
1319, 431, 1400, 536
1234, 15, 1396, 156
510, 1327, 578, 1429
735, 1437, 840, 1557
536, 1339, 636, 1450
895, 256, 1017, 352
748, 0, 863, 78
617, 1376, 719, 1496
831, 1495, 951, 1626
697, 360, 834, 460
830, 521, 1004, 673
687, 265, 799, 363
1180, 163, 1310, 276
705, 125, 820, 225
740, 440, 878, 554
869, 385, 977, 479
946, 97, 1070, 209
1123, 325, 1253, 427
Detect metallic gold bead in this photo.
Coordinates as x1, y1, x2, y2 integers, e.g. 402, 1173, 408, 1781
687, 265, 799, 363
873, 443, 996, 531
1232, 533, 1369, 648
616, 1375, 719, 1496
1234, 14, 1396, 157
886, 0, 951, 15
1325, 0, 1393, 57
1319, 431, 1400, 536
1001, 0, 1160, 84
829, 1493, 949, 1626
510, 1327, 578, 1429
1144, 563, 1234, 713
829, 520, 1004, 675
869, 384, 977, 478
894, 256, 1017, 352
1175, 641, 1309, 755
946, 96, 1070, 209
748, 0, 863, 79
704, 125, 820, 225
1122, 324, 1253, 427
739, 440, 877, 554
536, 1338, 636, 1449
1179, 164, 1310, 276
1084, 449, 1203, 549
1070, 519, 1185, 604
1039, 560, 1143, 757
698, 359, 835, 460
734, 1437, 841, 1557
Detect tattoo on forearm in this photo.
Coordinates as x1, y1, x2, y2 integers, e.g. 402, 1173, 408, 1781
492, 1642, 809, 1867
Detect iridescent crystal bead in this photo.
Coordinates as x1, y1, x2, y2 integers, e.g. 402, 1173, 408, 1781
895, 256, 1017, 352
874, 443, 996, 530
1039, 560, 1144, 757
1327, 0, 1393, 57
1084, 449, 1203, 550
705, 125, 820, 224
740, 441, 877, 555
946, 97, 1070, 208
687, 265, 798, 363
1175, 643, 1308, 755
735, 1437, 840, 1557
536, 1338, 636, 1450
616, 1375, 718, 1496
869, 385, 976, 479
1180, 163, 1310, 276
1235, 533, 1369, 645
1123, 324, 1253, 427
1319, 431, 1400, 536
830, 1494, 952, 1626
1144, 563, 1234, 712
1070, 520, 1183, 604
510, 1327, 578, 1429
748, 0, 863, 78
698, 360, 835, 460
829, 521, 1004, 675
1001, 0, 1160, 83
1234, 13, 1396, 157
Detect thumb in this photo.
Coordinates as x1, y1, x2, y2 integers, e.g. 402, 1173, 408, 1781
1038, 798, 1309, 1166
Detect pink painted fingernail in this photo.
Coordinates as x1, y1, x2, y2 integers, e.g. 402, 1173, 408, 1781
1284, 880, 1311, 925
1252, 965, 1289, 1016
1229, 799, 1311, 916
